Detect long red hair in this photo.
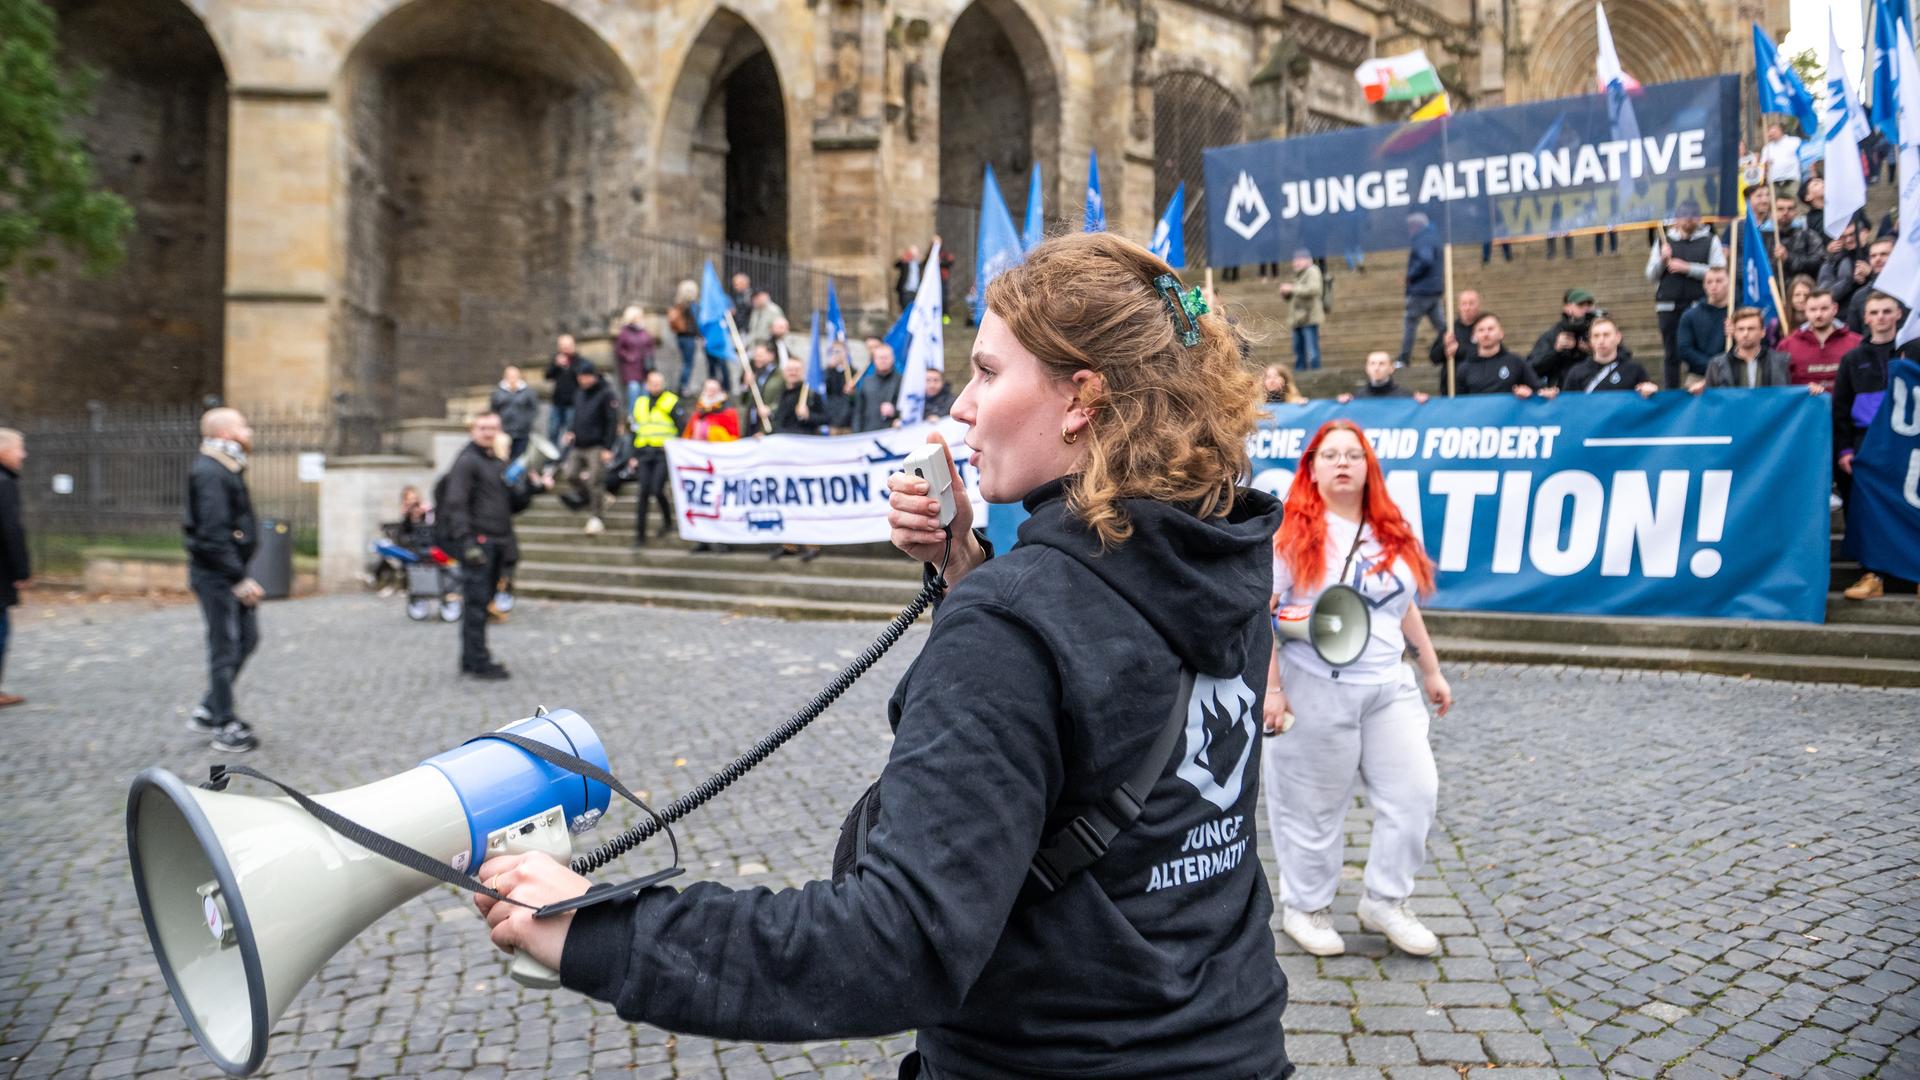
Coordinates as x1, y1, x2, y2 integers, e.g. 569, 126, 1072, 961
1275, 420, 1436, 596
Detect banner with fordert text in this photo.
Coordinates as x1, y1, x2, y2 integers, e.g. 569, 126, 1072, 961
987, 391, 1830, 623
667, 420, 982, 545
1204, 75, 1740, 267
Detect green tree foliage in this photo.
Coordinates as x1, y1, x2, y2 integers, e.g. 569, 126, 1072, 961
0, 0, 133, 302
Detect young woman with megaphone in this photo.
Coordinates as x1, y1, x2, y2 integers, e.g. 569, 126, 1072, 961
472, 232, 1296, 1079
1263, 418, 1453, 960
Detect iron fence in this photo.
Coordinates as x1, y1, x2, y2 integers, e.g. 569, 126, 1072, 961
580, 233, 867, 331
15, 403, 333, 566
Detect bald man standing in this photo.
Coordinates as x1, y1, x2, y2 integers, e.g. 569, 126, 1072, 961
184, 408, 262, 752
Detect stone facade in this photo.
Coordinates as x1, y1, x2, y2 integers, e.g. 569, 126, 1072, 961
3, 0, 1783, 437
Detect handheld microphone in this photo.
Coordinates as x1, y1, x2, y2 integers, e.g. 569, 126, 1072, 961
903, 442, 957, 527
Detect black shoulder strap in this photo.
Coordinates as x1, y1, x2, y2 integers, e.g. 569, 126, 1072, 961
1026, 667, 1196, 895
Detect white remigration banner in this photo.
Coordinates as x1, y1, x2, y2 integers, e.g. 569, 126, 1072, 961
665, 420, 983, 545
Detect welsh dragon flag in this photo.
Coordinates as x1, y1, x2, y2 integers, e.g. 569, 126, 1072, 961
1355, 50, 1442, 103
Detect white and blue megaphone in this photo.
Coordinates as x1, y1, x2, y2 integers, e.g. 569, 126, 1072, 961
126, 710, 612, 1076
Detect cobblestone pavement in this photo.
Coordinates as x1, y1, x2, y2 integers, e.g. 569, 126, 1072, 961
0, 594, 1915, 1080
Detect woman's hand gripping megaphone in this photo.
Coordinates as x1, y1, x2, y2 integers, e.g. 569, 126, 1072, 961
886, 432, 984, 582
475, 852, 592, 972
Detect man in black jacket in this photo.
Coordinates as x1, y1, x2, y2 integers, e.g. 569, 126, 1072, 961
0, 429, 28, 709
545, 335, 582, 444
1556, 317, 1659, 396
1527, 288, 1599, 388
1339, 351, 1430, 403
183, 408, 262, 752
559, 361, 620, 535
443, 413, 516, 679
1442, 313, 1548, 397
1426, 289, 1481, 391
1646, 200, 1724, 390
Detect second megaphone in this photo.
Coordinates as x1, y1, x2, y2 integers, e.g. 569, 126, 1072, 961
1273, 583, 1372, 668
126, 710, 612, 1076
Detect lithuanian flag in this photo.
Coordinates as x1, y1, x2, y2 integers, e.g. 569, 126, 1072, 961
1355, 50, 1442, 103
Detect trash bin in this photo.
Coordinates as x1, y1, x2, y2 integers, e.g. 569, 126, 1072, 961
248, 519, 294, 600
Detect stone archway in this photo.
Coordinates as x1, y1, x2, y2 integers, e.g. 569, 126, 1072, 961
1153, 71, 1244, 269
658, 10, 789, 272
0, 0, 228, 418
935, 0, 1060, 318
1526, 0, 1714, 101
337, 0, 642, 427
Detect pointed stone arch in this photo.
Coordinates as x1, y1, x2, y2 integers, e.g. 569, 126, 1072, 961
1153, 69, 1245, 269
335, 0, 643, 426
934, 0, 1062, 316
0, 0, 231, 416
656, 8, 791, 264
1525, 0, 1717, 103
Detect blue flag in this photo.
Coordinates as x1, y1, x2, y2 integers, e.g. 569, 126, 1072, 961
1023, 166, 1045, 250
825, 280, 846, 345
1738, 208, 1781, 325
1149, 182, 1186, 267
696, 259, 734, 364
1084, 150, 1105, 232
856, 308, 913, 389
1871, 0, 1909, 144
1752, 24, 1821, 140
1847, 357, 1920, 583
975, 163, 1025, 322
806, 310, 826, 396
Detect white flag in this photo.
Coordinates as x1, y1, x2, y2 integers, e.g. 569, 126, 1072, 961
897, 240, 943, 425
1821, 9, 1870, 240
1594, 3, 1641, 210
1875, 20, 1920, 343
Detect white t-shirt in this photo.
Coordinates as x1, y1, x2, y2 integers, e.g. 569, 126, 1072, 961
1763, 135, 1803, 185
1272, 514, 1419, 684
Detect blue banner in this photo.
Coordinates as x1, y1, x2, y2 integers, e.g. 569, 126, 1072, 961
987, 390, 1830, 622
1204, 75, 1740, 267
1847, 358, 1920, 583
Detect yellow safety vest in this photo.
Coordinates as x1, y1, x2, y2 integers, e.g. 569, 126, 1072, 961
631, 391, 679, 448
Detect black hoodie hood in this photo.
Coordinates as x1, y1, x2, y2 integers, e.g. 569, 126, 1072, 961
1015, 477, 1281, 677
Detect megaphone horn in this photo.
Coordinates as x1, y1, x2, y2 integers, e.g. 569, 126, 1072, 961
127, 710, 612, 1076
1273, 583, 1373, 668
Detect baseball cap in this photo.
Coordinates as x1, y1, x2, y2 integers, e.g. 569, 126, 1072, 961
1564, 288, 1596, 305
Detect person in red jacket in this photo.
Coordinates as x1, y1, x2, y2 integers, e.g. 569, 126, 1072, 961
681, 379, 741, 442
1782, 289, 1861, 390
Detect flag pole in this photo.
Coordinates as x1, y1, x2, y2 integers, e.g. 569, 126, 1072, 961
1442, 109, 1457, 398
723, 309, 774, 435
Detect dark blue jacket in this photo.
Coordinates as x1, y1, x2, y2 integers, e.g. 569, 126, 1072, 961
1405, 225, 1444, 297
1676, 300, 1728, 377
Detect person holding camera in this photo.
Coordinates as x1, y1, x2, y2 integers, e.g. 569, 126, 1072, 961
471, 233, 1294, 1079
442, 413, 517, 680
1527, 288, 1599, 389
184, 408, 263, 753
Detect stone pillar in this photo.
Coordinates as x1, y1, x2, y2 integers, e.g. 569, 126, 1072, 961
812, 0, 892, 331
223, 89, 335, 412
319, 456, 436, 590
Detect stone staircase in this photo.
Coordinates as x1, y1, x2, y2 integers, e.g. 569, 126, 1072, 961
508, 497, 1920, 688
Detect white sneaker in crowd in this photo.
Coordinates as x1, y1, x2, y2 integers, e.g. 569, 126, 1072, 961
1281, 905, 1345, 956
1358, 894, 1439, 956
584, 516, 605, 535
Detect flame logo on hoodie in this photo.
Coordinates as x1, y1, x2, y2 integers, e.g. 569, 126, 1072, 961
1175, 674, 1259, 811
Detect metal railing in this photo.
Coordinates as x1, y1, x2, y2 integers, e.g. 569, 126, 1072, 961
15, 404, 333, 565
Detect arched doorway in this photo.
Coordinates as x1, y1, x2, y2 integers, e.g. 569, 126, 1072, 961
338, 0, 642, 427
936, 0, 1059, 318
1153, 72, 1244, 270
1527, 0, 1712, 101
0, 0, 228, 417
659, 9, 789, 310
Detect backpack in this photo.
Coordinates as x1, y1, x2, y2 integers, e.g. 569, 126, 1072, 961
431, 471, 455, 549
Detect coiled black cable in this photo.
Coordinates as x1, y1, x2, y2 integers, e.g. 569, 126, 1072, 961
570, 570, 947, 875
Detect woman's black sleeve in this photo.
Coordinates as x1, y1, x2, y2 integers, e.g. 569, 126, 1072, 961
558, 594, 1064, 1041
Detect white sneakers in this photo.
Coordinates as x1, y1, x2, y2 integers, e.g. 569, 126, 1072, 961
1358, 895, 1440, 956
1282, 906, 1345, 956
584, 516, 605, 535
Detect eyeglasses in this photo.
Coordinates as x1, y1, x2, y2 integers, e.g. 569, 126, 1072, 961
1315, 450, 1368, 464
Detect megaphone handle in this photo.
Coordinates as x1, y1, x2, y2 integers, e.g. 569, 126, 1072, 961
509, 950, 562, 990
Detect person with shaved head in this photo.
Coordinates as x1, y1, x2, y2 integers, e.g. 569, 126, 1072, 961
184, 407, 262, 752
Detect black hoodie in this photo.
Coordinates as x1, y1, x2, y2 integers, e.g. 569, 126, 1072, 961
560, 480, 1291, 1079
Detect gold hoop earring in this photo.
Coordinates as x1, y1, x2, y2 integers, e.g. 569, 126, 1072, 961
1062, 426, 1078, 445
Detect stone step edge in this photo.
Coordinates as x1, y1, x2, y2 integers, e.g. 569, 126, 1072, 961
1433, 636, 1920, 689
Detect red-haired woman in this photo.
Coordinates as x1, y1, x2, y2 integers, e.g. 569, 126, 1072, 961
1263, 419, 1453, 958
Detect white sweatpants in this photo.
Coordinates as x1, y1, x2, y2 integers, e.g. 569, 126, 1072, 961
1262, 658, 1437, 912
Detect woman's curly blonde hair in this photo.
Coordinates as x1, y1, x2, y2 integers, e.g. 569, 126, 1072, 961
983, 231, 1263, 549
